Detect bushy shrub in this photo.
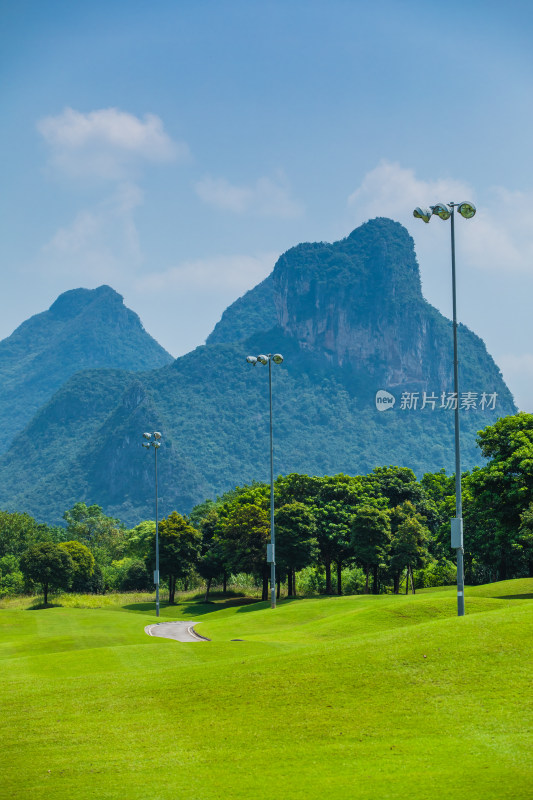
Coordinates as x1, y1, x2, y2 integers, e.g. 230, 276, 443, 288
120, 560, 153, 592
0, 554, 25, 597
296, 566, 326, 595
105, 558, 134, 590
229, 572, 261, 591
83, 562, 105, 594
59, 541, 95, 592
414, 559, 456, 588
341, 566, 366, 595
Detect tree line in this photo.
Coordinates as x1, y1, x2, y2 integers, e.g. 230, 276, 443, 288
1, 413, 533, 604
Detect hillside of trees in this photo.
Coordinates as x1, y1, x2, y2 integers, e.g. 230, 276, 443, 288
0, 219, 516, 526
2, 413, 532, 604
0, 285, 172, 455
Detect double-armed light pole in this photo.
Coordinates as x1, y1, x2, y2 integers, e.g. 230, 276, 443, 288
142, 431, 162, 617
413, 200, 476, 617
246, 353, 284, 609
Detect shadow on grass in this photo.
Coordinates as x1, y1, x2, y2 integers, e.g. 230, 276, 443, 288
235, 596, 303, 613
190, 590, 247, 601
122, 596, 263, 616
498, 593, 533, 600
27, 601, 62, 610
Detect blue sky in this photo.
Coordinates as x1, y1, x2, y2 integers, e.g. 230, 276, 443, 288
2, 0, 533, 408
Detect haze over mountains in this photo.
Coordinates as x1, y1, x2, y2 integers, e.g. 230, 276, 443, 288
0, 218, 516, 525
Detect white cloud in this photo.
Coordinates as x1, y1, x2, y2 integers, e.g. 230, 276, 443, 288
195, 173, 303, 218
37, 107, 189, 179
135, 252, 278, 293
347, 160, 533, 275
42, 183, 144, 282
346, 161, 533, 411
462, 187, 533, 273
195, 177, 252, 213
348, 161, 470, 223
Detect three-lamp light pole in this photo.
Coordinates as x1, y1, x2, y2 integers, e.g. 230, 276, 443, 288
413, 200, 476, 617
246, 353, 284, 609
142, 431, 162, 617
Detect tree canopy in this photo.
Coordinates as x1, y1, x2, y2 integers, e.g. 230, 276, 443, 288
20, 542, 74, 604
149, 512, 202, 603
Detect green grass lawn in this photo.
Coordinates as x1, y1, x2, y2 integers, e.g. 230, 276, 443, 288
1, 580, 532, 800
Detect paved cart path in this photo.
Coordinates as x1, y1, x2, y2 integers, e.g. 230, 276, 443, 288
144, 621, 209, 642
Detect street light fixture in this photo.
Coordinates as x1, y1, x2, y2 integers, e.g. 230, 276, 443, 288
413, 200, 476, 617
246, 352, 284, 609
142, 431, 162, 617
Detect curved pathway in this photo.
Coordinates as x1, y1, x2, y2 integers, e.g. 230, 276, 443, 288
144, 621, 209, 642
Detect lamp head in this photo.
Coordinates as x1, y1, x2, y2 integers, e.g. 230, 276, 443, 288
431, 202, 451, 221
153, 432, 162, 440
413, 207, 432, 223
246, 356, 258, 366
143, 432, 152, 440
142, 442, 151, 448
272, 353, 284, 365
457, 201, 476, 219
257, 354, 269, 365
153, 442, 161, 448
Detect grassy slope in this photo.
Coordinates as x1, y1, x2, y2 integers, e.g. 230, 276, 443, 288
0, 581, 531, 800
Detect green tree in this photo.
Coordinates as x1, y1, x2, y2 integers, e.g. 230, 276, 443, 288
367, 466, 425, 509
469, 413, 533, 579
117, 559, 152, 591
312, 500, 354, 594
0, 554, 25, 597
275, 502, 318, 597
421, 468, 455, 506
388, 502, 430, 593
275, 473, 323, 507
197, 544, 226, 602
149, 512, 201, 604
390, 515, 430, 594
0, 511, 40, 558
20, 542, 74, 604
517, 503, 533, 577
218, 502, 270, 600
196, 506, 229, 601
188, 498, 219, 529
369, 466, 439, 538
351, 506, 391, 594
59, 541, 95, 592
124, 520, 156, 560
312, 475, 385, 594
63, 502, 125, 563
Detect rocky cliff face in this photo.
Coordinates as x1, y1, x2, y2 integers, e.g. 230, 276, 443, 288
0, 220, 517, 525
214, 218, 509, 401
273, 219, 451, 388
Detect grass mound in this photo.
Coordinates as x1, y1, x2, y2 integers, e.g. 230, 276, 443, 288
1, 580, 531, 800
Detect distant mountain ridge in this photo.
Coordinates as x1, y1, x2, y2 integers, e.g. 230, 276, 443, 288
0, 285, 172, 454
0, 220, 517, 525
206, 274, 276, 344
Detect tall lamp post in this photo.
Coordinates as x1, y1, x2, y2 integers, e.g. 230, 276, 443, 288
142, 431, 162, 617
413, 200, 476, 617
246, 353, 284, 609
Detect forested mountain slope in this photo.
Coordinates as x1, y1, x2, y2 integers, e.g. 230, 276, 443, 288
0, 285, 172, 454
0, 219, 516, 524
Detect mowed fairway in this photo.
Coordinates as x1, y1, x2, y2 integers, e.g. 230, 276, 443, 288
1, 581, 532, 800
